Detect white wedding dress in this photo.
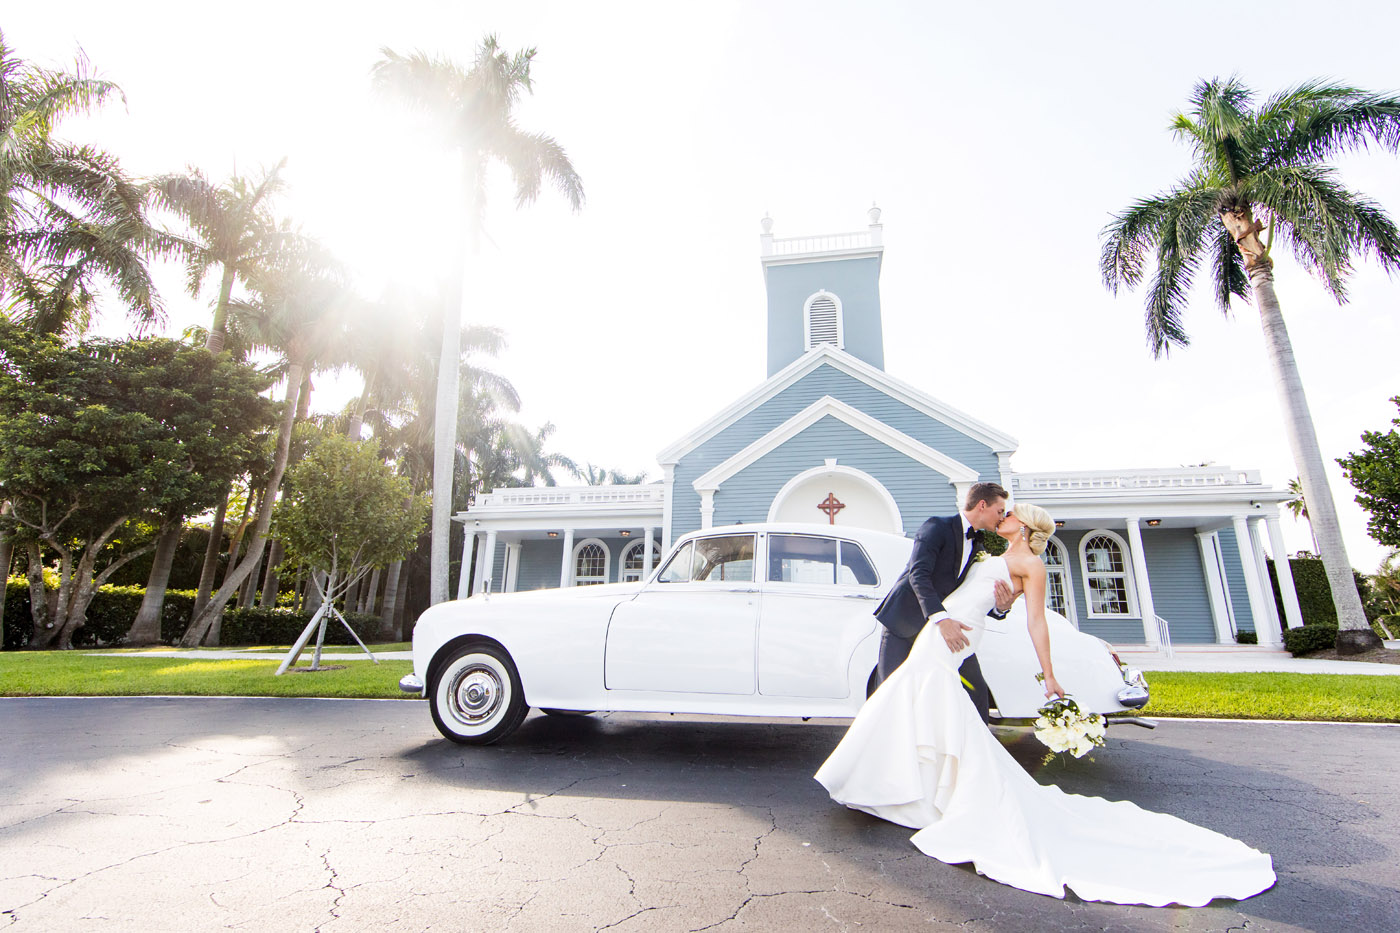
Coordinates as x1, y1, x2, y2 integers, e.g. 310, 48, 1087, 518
815, 556, 1276, 906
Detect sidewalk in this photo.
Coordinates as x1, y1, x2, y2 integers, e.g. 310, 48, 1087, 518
109, 645, 1400, 674
1117, 643, 1400, 675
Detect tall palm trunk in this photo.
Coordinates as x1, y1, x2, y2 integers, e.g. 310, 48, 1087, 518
1225, 208, 1377, 651
126, 509, 183, 645
204, 264, 236, 353
191, 495, 229, 619
180, 361, 305, 647
259, 538, 284, 607
379, 559, 403, 640
0, 502, 13, 636
359, 567, 380, 614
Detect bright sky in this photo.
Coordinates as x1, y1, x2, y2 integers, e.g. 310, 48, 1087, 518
9, 1, 1399, 571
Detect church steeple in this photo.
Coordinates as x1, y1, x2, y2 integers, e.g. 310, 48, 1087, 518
760, 206, 886, 376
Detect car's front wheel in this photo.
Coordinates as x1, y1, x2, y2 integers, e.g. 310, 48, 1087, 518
429, 643, 528, 745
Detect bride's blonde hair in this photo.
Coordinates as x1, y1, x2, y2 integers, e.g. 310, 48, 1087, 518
1013, 503, 1055, 556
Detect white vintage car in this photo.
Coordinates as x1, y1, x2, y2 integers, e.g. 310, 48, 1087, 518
400, 523, 1151, 745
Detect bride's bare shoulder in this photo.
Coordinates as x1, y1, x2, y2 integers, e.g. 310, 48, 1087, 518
1004, 551, 1045, 578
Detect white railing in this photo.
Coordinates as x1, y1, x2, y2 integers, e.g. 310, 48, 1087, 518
1154, 614, 1175, 658
474, 485, 665, 509
1012, 467, 1262, 492
762, 229, 879, 257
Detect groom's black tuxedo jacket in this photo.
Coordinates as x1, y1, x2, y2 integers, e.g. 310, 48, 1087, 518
874, 514, 982, 639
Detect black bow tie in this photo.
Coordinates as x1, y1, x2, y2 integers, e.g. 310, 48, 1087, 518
965, 527, 978, 541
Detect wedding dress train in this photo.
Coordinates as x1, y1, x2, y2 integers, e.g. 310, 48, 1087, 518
815, 556, 1276, 906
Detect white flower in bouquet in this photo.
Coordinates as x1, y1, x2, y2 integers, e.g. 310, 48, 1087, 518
1032, 690, 1107, 759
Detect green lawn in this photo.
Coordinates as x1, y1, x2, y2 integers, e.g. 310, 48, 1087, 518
1138, 671, 1400, 723
0, 649, 415, 699
2, 653, 1397, 721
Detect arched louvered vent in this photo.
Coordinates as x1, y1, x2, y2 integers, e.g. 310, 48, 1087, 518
805, 293, 842, 349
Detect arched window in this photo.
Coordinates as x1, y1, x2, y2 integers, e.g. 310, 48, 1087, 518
572, 539, 609, 586
619, 539, 661, 582
803, 290, 844, 351
1079, 530, 1138, 618
1041, 536, 1078, 628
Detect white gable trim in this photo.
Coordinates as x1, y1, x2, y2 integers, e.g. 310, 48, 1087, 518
766, 462, 904, 533
657, 344, 1017, 465
692, 396, 979, 494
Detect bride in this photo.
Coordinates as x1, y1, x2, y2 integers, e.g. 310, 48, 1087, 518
815, 503, 1276, 906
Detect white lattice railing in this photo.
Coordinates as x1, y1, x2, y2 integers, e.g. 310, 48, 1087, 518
1012, 468, 1262, 492
1154, 614, 1175, 658
762, 230, 879, 257
474, 485, 665, 509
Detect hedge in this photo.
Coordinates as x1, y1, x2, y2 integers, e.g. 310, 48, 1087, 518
3, 581, 378, 650
1282, 623, 1338, 656
1267, 557, 1390, 640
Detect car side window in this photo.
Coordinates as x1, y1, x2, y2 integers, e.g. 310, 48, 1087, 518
693, 534, 755, 582
768, 534, 837, 584
655, 542, 694, 583
838, 542, 879, 586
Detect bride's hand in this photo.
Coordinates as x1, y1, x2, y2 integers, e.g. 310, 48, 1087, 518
937, 617, 973, 652
993, 579, 1016, 613
1041, 673, 1065, 699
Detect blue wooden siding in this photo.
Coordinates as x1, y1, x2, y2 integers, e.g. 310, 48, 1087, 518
671, 363, 1002, 539
1141, 529, 1216, 644
711, 415, 959, 531
1216, 527, 1256, 633
766, 257, 884, 375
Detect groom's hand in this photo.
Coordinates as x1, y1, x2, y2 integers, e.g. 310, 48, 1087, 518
993, 579, 1016, 613
937, 617, 973, 652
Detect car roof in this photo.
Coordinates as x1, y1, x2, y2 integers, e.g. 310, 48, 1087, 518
676, 522, 910, 546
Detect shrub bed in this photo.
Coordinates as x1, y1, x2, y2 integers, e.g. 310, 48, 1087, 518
1281, 622, 1338, 656
3, 581, 378, 649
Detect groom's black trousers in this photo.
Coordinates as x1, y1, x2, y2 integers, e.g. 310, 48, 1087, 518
877, 628, 992, 723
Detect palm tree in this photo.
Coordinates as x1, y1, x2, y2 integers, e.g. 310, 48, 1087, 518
373, 36, 584, 605
1101, 78, 1400, 654
179, 252, 353, 646
1283, 477, 1321, 556
0, 31, 164, 338
149, 161, 292, 353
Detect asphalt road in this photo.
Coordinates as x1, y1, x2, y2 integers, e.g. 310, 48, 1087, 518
2, 698, 1397, 933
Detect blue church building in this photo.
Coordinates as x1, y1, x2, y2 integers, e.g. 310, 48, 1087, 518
456, 208, 1304, 651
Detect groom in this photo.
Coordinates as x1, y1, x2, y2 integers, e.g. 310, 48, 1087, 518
873, 482, 1014, 722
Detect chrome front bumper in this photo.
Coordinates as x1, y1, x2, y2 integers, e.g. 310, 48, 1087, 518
1116, 668, 1150, 709
399, 673, 424, 695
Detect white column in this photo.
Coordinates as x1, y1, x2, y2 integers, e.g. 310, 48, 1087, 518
643, 526, 655, 573
698, 488, 715, 529
505, 542, 521, 593
1265, 515, 1305, 629
559, 528, 575, 588
481, 531, 498, 594
470, 533, 488, 597
1196, 530, 1234, 644
457, 530, 476, 600
1249, 517, 1284, 643
661, 464, 675, 552
1231, 516, 1278, 646
1124, 518, 1161, 648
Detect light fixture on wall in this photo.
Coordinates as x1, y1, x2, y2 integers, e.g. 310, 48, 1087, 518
1146, 519, 1162, 527
547, 531, 559, 538
619, 529, 631, 537
1054, 520, 1065, 528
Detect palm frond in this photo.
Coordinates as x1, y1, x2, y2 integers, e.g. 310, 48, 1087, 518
1209, 224, 1250, 312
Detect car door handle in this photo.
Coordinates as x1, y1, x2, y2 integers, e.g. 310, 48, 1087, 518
843, 593, 880, 600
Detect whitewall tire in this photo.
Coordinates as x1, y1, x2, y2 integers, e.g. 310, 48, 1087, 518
428, 643, 528, 745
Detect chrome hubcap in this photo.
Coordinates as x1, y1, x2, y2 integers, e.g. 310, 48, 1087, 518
447, 662, 504, 727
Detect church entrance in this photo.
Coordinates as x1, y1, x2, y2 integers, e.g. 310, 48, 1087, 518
767, 463, 903, 534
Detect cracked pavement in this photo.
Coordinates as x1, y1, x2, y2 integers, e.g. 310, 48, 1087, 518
2, 698, 1397, 932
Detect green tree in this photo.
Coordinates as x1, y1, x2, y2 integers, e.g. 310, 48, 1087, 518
1338, 396, 1400, 549
373, 36, 584, 606
1101, 78, 1400, 653
178, 252, 353, 647
274, 431, 427, 602
0, 30, 163, 339
0, 324, 272, 648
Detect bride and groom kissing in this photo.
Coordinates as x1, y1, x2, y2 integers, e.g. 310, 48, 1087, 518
814, 482, 1276, 906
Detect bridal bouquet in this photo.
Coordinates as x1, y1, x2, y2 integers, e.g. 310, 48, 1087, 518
1032, 690, 1107, 759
